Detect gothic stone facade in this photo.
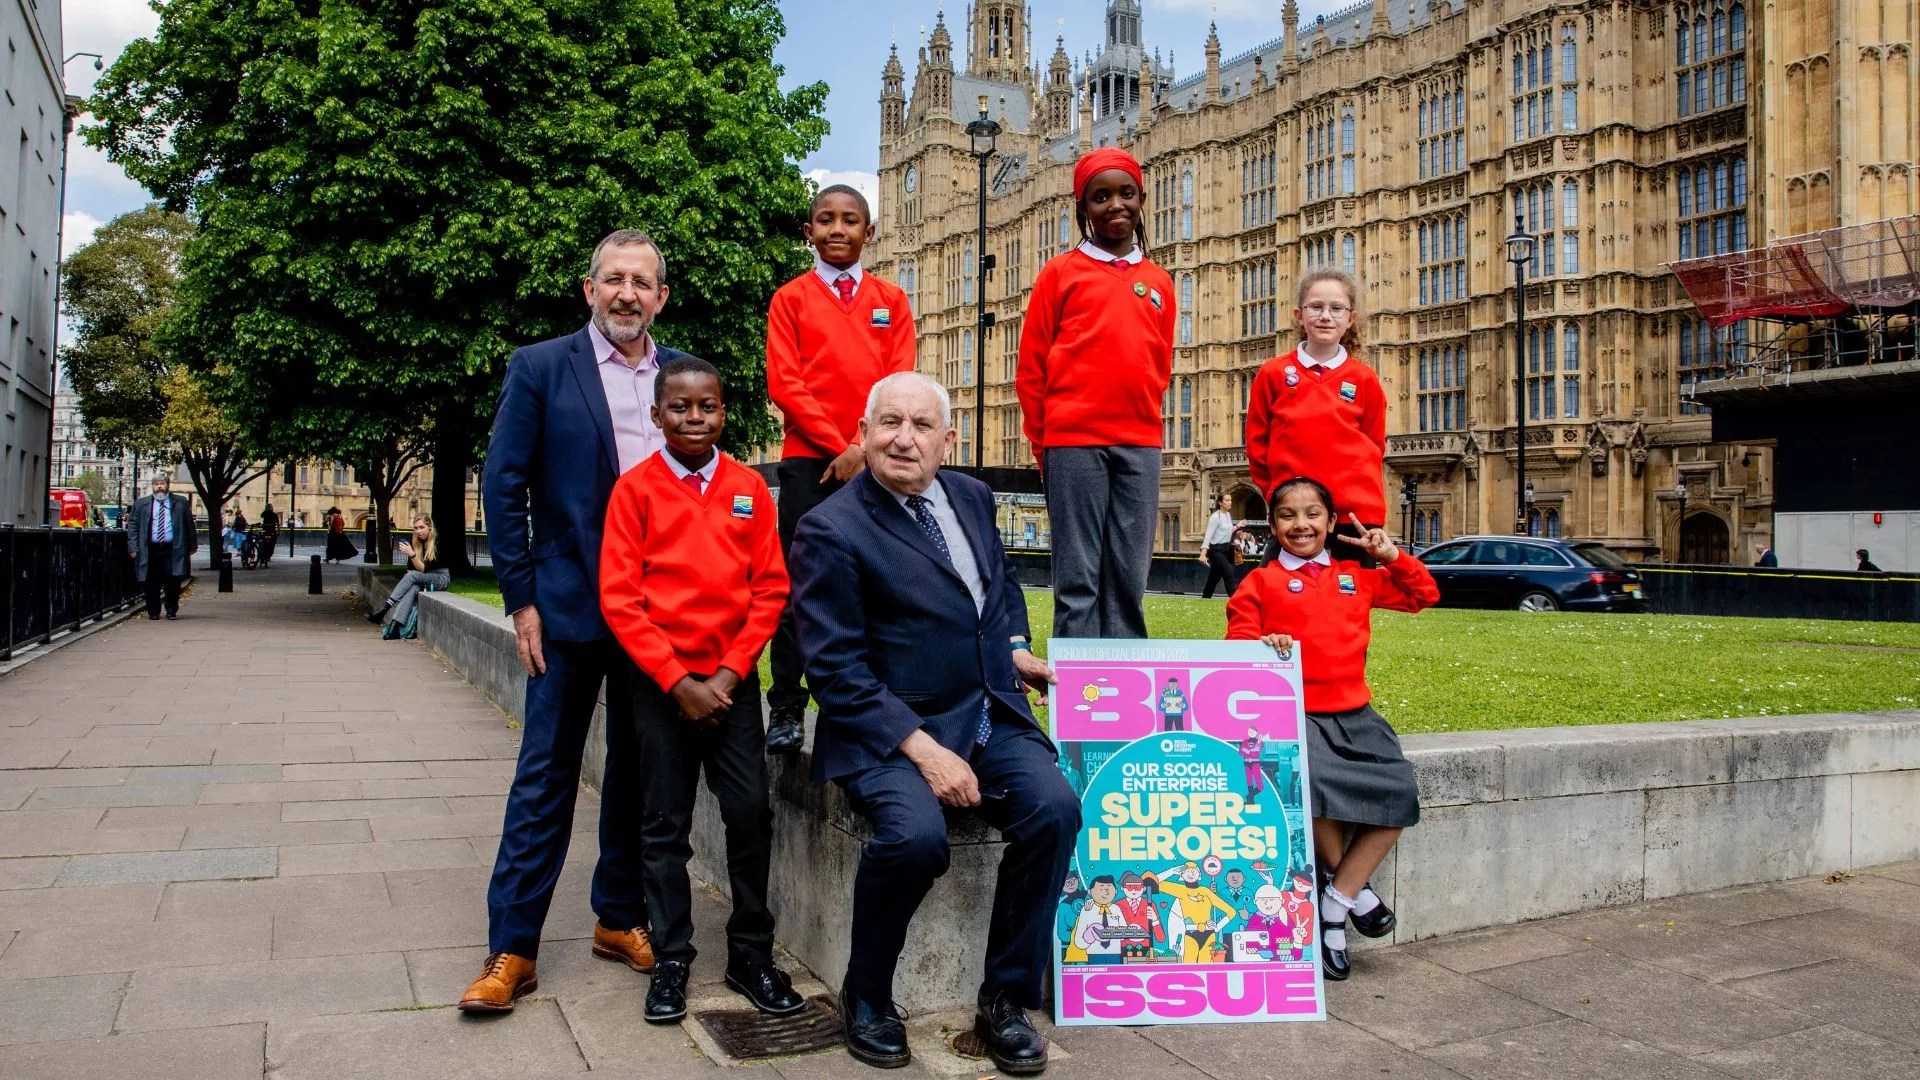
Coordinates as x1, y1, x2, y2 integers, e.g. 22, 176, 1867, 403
868, 0, 1918, 562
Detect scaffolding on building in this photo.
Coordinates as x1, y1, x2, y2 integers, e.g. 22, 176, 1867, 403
1671, 214, 1920, 403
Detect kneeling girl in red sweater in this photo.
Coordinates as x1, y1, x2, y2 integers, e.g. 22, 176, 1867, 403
1225, 477, 1439, 982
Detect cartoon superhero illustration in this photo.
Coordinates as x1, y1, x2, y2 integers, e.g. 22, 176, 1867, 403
1240, 726, 1267, 796
1216, 866, 1255, 935
1280, 867, 1317, 943
1073, 875, 1130, 960
1057, 870, 1089, 962
1244, 884, 1290, 959
1151, 861, 1238, 963
1159, 677, 1190, 732
1115, 871, 1166, 952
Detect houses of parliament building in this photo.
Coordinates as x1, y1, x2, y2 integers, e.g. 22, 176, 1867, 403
866, 0, 1917, 563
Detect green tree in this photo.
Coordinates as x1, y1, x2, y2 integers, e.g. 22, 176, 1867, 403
156, 369, 273, 568
85, 0, 827, 572
56, 206, 193, 459
69, 470, 110, 507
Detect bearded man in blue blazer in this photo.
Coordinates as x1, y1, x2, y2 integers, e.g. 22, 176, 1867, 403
791, 372, 1078, 1075
461, 230, 676, 1012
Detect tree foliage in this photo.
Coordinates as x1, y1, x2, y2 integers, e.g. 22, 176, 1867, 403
157, 368, 272, 566
84, 0, 828, 512
56, 206, 194, 458
69, 470, 110, 506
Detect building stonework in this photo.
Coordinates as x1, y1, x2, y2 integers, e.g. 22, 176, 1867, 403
869, 0, 1918, 562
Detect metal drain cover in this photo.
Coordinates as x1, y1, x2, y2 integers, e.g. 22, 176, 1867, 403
695, 994, 843, 1061
947, 1028, 988, 1059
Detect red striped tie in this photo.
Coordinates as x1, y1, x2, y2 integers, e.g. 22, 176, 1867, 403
683, 472, 706, 496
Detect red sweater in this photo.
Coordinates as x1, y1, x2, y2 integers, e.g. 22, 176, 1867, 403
766, 271, 916, 460
1225, 554, 1438, 714
1016, 249, 1176, 453
599, 453, 789, 691
1245, 349, 1388, 523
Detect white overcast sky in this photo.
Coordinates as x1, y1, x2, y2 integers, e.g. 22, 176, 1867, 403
61, 0, 1353, 256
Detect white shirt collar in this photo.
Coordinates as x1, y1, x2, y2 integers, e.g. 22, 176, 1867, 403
813, 254, 864, 292
1275, 548, 1333, 571
657, 448, 720, 484
587, 320, 658, 371
1296, 344, 1348, 371
1077, 239, 1143, 266
884, 473, 948, 511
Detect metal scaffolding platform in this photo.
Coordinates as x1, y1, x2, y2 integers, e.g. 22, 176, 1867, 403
1672, 214, 1920, 405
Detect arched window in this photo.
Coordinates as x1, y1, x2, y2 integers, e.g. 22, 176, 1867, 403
1059, 208, 1072, 250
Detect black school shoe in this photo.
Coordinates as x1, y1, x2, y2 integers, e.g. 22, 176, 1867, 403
1349, 885, 1397, 939
1321, 919, 1351, 981
725, 961, 805, 1016
975, 989, 1049, 1075
839, 987, 910, 1069
644, 960, 690, 1023
766, 707, 804, 755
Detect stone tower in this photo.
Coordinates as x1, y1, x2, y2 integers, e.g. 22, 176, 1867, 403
967, 1, 1031, 83
1044, 36, 1075, 139
880, 44, 906, 141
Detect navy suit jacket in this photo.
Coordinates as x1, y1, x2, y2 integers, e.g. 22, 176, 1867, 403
483, 326, 689, 642
791, 469, 1045, 783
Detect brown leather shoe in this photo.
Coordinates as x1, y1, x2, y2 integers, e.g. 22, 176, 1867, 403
591, 923, 656, 973
457, 952, 538, 1013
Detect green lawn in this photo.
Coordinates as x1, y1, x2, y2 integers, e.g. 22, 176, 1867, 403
436, 570, 1919, 732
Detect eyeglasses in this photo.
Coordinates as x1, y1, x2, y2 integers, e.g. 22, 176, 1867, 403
595, 275, 658, 292
1302, 303, 1352, 318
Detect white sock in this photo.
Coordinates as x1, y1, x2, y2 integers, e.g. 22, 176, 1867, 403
1320, 884, 1354, 952
1324, 925, 1348, 951
1352, 886, 1382, 917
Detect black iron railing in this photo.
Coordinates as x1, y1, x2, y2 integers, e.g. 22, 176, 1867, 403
1, 526, 139, 661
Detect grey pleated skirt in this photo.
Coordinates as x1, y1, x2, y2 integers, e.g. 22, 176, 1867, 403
1305, 704, 1421, 828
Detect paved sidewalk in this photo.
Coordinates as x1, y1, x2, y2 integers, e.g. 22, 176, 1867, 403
2, 564, 1918, 1079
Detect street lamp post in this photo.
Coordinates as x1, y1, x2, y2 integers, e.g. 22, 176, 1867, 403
964, 97, 1000, 476
1505, 214, 1538, 537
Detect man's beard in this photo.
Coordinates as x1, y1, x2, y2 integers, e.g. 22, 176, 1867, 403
593, 305, 652, 345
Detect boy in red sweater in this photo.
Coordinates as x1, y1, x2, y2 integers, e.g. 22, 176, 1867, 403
599, 356, 803, 1025
1245, 269, 1387, 563
1226, 477, 1438, 984
1017, 147, 1175, 638
765, 184, 916, 752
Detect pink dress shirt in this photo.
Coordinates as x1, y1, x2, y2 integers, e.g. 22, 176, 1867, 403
588, 321, 663, 474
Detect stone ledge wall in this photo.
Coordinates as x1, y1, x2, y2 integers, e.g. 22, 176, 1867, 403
365, 570, 1920, 1010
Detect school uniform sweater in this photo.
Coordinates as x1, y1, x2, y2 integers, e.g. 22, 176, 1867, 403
1225, 554, 1439, 714
766, 271, 915, 460
1245, 349, 1389, 523
599, 452, 789, 692
1016, 248, 1176, 453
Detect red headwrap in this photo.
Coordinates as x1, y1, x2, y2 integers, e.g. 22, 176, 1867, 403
1073, 148, 1144, 202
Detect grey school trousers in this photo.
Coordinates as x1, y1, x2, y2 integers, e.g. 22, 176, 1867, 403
1042, 445, 1161, 640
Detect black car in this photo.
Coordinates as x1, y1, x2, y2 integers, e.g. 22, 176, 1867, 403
1417, 536, 1646, 612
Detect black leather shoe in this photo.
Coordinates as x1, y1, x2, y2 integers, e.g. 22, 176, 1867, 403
644, 960, 689, 1023
766, 707, 804, 755
975, 989, 1048, 1075
726, 961, 804, 1016
366, 599, 393, 624
1321, 921, 1351, 981
1349, 885, 1396, 939
839, 987, 909, 1069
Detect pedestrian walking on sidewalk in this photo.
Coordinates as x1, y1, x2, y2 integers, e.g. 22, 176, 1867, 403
128, 474, 196, 621
460, 229, 679, 1014
323, 506, 358, 563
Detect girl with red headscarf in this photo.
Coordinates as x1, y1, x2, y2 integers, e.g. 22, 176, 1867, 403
1016, 148, 1176, 639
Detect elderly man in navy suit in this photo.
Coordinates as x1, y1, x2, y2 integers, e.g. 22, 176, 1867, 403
791, 372, 1079, 1074
460, 230, 676, 1012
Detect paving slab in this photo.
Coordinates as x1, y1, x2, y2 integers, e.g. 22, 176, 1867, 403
0, 972, 128, 1045
182, 819, 375, 850
0, 913, 273, 979
1143, 1015, 1468, 1080
1743, 907, 1920, 978
266, 999, 586, 1079
0, 881, 164, 930
1472, 949, 1818, 1056
1723, 957, 1920, 1050
54, 847, 277, 886
0, 856, 67, 890
160, 873, 391, 920
99, 801, 284, 828
273, 903, 492, 959
282, 762, 430, 781
1691, 1021, 1920, 1079
0, 1021, 266, 1080
1420, 1017, 1730, 1080
116, 951, 414, 1032
1548, 917, 1840, 983
1323, 952, 1560, 1050
277, 838, 483, 876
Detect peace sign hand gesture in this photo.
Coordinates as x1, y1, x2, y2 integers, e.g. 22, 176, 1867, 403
1334, 513, 1401, 564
